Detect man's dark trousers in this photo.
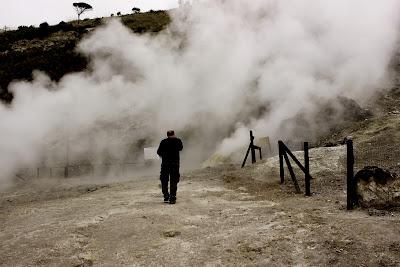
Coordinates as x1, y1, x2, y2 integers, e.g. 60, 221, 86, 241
160, 162, 180, 200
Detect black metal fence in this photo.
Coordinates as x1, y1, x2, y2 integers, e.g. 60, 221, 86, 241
15, 161, 151, 180
278, 141, 312, 196
346, 137, 400, 210
354, 142, 400, 175
346, 138, 356, 210
241, 130, 262, 168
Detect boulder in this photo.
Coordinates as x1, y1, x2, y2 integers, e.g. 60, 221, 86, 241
355, 166, 400, 208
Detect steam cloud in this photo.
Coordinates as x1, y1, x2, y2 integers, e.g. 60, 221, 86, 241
1, 0, 400, 185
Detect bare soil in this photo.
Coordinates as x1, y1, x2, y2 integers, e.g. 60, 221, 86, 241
1, 65, 400, 267
1, 149, 400, 267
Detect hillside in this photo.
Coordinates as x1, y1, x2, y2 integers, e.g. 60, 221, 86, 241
0, 10, 171, 102
1, 4, 400, 266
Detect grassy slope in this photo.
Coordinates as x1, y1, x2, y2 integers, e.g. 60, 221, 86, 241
0, 11, 171, 102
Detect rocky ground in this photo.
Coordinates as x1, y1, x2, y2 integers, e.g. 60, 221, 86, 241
1, 144, 400, 266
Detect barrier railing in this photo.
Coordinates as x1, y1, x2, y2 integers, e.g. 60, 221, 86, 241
241, 130, 262, 168
278, 141, 312, 196
346, 137, 357, 210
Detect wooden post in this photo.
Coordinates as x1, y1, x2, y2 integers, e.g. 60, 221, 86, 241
241, 144, 251, 168
279, 141, 284, 184
346, 138, 355, 210
283, 151, 301, 193
250, 131, 256, 164
304, 142, 311, 196
282, 142, 308, 174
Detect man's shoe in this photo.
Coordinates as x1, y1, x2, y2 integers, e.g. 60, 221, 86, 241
164, 196, 170, 203
169, 198, 176, 204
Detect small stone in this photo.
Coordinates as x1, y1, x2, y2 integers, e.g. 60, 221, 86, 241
163, 230, 181, 238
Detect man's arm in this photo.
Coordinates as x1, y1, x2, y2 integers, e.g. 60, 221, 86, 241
157, 141, 164, 157
178, 139, 183, 151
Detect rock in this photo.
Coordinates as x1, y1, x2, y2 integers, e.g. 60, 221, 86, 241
163, 230, 181, 238
355, 166, 400, 208
75, 253, 94, 267
367, 209, 388, 217
355, 166, 395, 185
202, 154, 231, 168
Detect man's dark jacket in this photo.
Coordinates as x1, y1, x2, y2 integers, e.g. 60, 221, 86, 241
157, 137, 183, 164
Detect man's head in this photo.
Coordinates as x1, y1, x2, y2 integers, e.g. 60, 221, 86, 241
167, 130, 175, 138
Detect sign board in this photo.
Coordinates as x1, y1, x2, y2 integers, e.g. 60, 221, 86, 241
144, 147, 160, 160
258, 137, 272, 155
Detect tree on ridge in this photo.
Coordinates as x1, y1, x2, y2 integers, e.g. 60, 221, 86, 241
73, 2, 93, 21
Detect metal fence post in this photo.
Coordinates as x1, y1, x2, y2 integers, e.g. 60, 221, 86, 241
250, 131, 256, 164
304, 142, 311, 196
283, 151, 301, 193
346, 138, 355, 210
279, 141, 284, 184
241, 145, 251, 168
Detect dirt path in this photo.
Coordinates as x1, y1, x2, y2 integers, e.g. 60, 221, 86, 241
1, 165, 400, 266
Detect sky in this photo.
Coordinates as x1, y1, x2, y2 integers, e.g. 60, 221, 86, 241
0, 0, 179, 28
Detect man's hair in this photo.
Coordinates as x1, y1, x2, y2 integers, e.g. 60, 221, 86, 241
167, 130, 175, 137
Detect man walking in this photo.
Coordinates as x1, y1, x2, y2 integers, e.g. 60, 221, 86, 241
157, 130, 183, 204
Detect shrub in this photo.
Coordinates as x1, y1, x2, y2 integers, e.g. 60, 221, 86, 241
39, 22, 49, 29
57, 21, 74, 31
94, 18, 102, 25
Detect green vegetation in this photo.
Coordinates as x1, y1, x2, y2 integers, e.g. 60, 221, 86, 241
121, 10, 170, 33
0, 10, 171, 103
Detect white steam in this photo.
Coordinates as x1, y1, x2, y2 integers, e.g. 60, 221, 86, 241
1, 0, 400, 184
